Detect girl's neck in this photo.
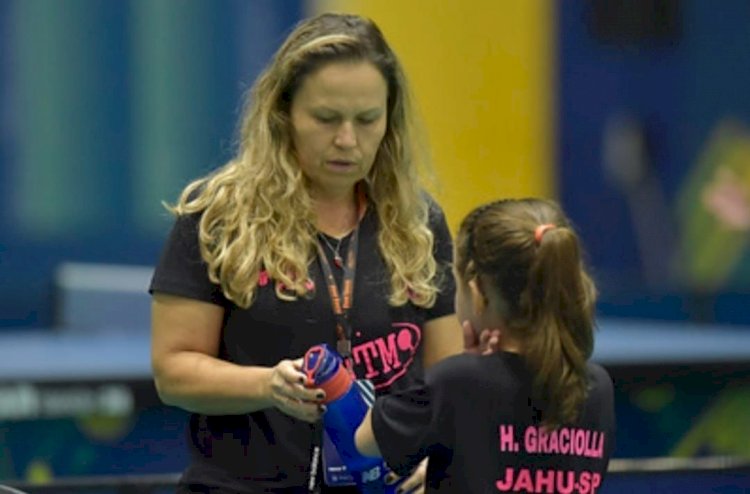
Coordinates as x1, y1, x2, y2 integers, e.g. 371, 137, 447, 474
496, 327, 522, 354
500, 340, 522, 354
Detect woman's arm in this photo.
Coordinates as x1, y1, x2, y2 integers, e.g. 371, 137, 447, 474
151, 292, 324, 421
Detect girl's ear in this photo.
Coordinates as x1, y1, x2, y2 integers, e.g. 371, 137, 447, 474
468, 277, 487, 316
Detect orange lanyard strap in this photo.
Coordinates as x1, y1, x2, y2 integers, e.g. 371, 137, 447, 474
315, 188, 366, 359
316, 224, 359, 358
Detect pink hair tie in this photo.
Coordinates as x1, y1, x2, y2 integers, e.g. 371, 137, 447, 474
534, 224, 556, 245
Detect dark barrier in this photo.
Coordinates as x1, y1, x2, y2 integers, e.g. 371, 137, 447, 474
1, 474, 179, 494
3, 457, 750, 494
604, 456, 750, 493
3, 317, 750, 481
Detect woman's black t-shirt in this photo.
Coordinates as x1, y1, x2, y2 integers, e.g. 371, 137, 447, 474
149, 200, 456, 493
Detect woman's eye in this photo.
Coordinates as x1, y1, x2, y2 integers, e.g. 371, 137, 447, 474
357, 116, 378, 125
315, 115, 337, 124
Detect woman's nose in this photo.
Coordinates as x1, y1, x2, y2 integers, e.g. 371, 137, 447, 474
334, 122, 357, 148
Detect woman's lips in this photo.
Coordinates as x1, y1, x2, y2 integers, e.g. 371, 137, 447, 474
327, 160, 355, 168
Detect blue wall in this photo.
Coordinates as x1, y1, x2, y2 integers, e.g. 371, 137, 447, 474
558, 0, 750, 324
2, 1, 750, 328
0, 0, 303, 328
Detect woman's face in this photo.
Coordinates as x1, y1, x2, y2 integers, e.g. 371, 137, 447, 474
290, 60, 388, 199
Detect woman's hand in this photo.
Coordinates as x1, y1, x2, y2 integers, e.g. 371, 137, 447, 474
386, 457, 428, 494
461, 320, 501, 355
267, 358, 326, 423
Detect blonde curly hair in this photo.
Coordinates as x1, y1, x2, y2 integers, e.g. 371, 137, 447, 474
168, 13, 440, 309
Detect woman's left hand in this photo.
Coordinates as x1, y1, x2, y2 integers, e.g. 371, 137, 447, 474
387, 457, 427, 494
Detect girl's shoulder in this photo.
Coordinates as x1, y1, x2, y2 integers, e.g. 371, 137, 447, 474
585, 361, 614, 392
426, 352, 526, 390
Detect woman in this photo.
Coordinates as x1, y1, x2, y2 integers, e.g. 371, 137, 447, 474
355, 198, 616, 493
149, 12, 462, 493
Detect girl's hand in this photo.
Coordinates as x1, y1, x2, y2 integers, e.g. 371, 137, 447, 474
386, 457, 427, 494
461, 320, 501, 355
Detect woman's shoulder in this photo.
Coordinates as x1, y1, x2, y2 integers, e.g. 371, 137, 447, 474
417, 190, 449, 229
420, 189, 444, 212
168, 204, 204, 235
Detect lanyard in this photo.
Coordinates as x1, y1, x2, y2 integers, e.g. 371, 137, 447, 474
315, 189, 366, 360
308, 190, 366, 493
316, 224, 359, 360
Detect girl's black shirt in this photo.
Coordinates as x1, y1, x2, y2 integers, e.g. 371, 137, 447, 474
372, 352, 615, 494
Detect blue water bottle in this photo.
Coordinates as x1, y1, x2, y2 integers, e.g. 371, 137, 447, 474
303, 344, 403, 493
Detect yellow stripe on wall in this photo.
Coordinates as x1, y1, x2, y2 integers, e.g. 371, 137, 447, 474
310, 0, 555, 230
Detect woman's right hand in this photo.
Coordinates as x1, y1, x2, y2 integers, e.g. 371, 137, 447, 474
267, 358, 326, 423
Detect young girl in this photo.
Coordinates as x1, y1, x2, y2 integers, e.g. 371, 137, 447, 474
355, 198, 615, 493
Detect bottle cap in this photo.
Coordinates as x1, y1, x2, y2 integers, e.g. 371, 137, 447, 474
302, 344, 353, 403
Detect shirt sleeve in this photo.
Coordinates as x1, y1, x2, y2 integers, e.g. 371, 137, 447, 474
425, 195, 456, 321
149, 212, 228, 307
370, 356, 455, 476
371, 380, 436, 476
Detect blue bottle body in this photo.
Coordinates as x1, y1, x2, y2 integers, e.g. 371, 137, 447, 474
303, 344, 404, 493
323, 380, 381, 473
